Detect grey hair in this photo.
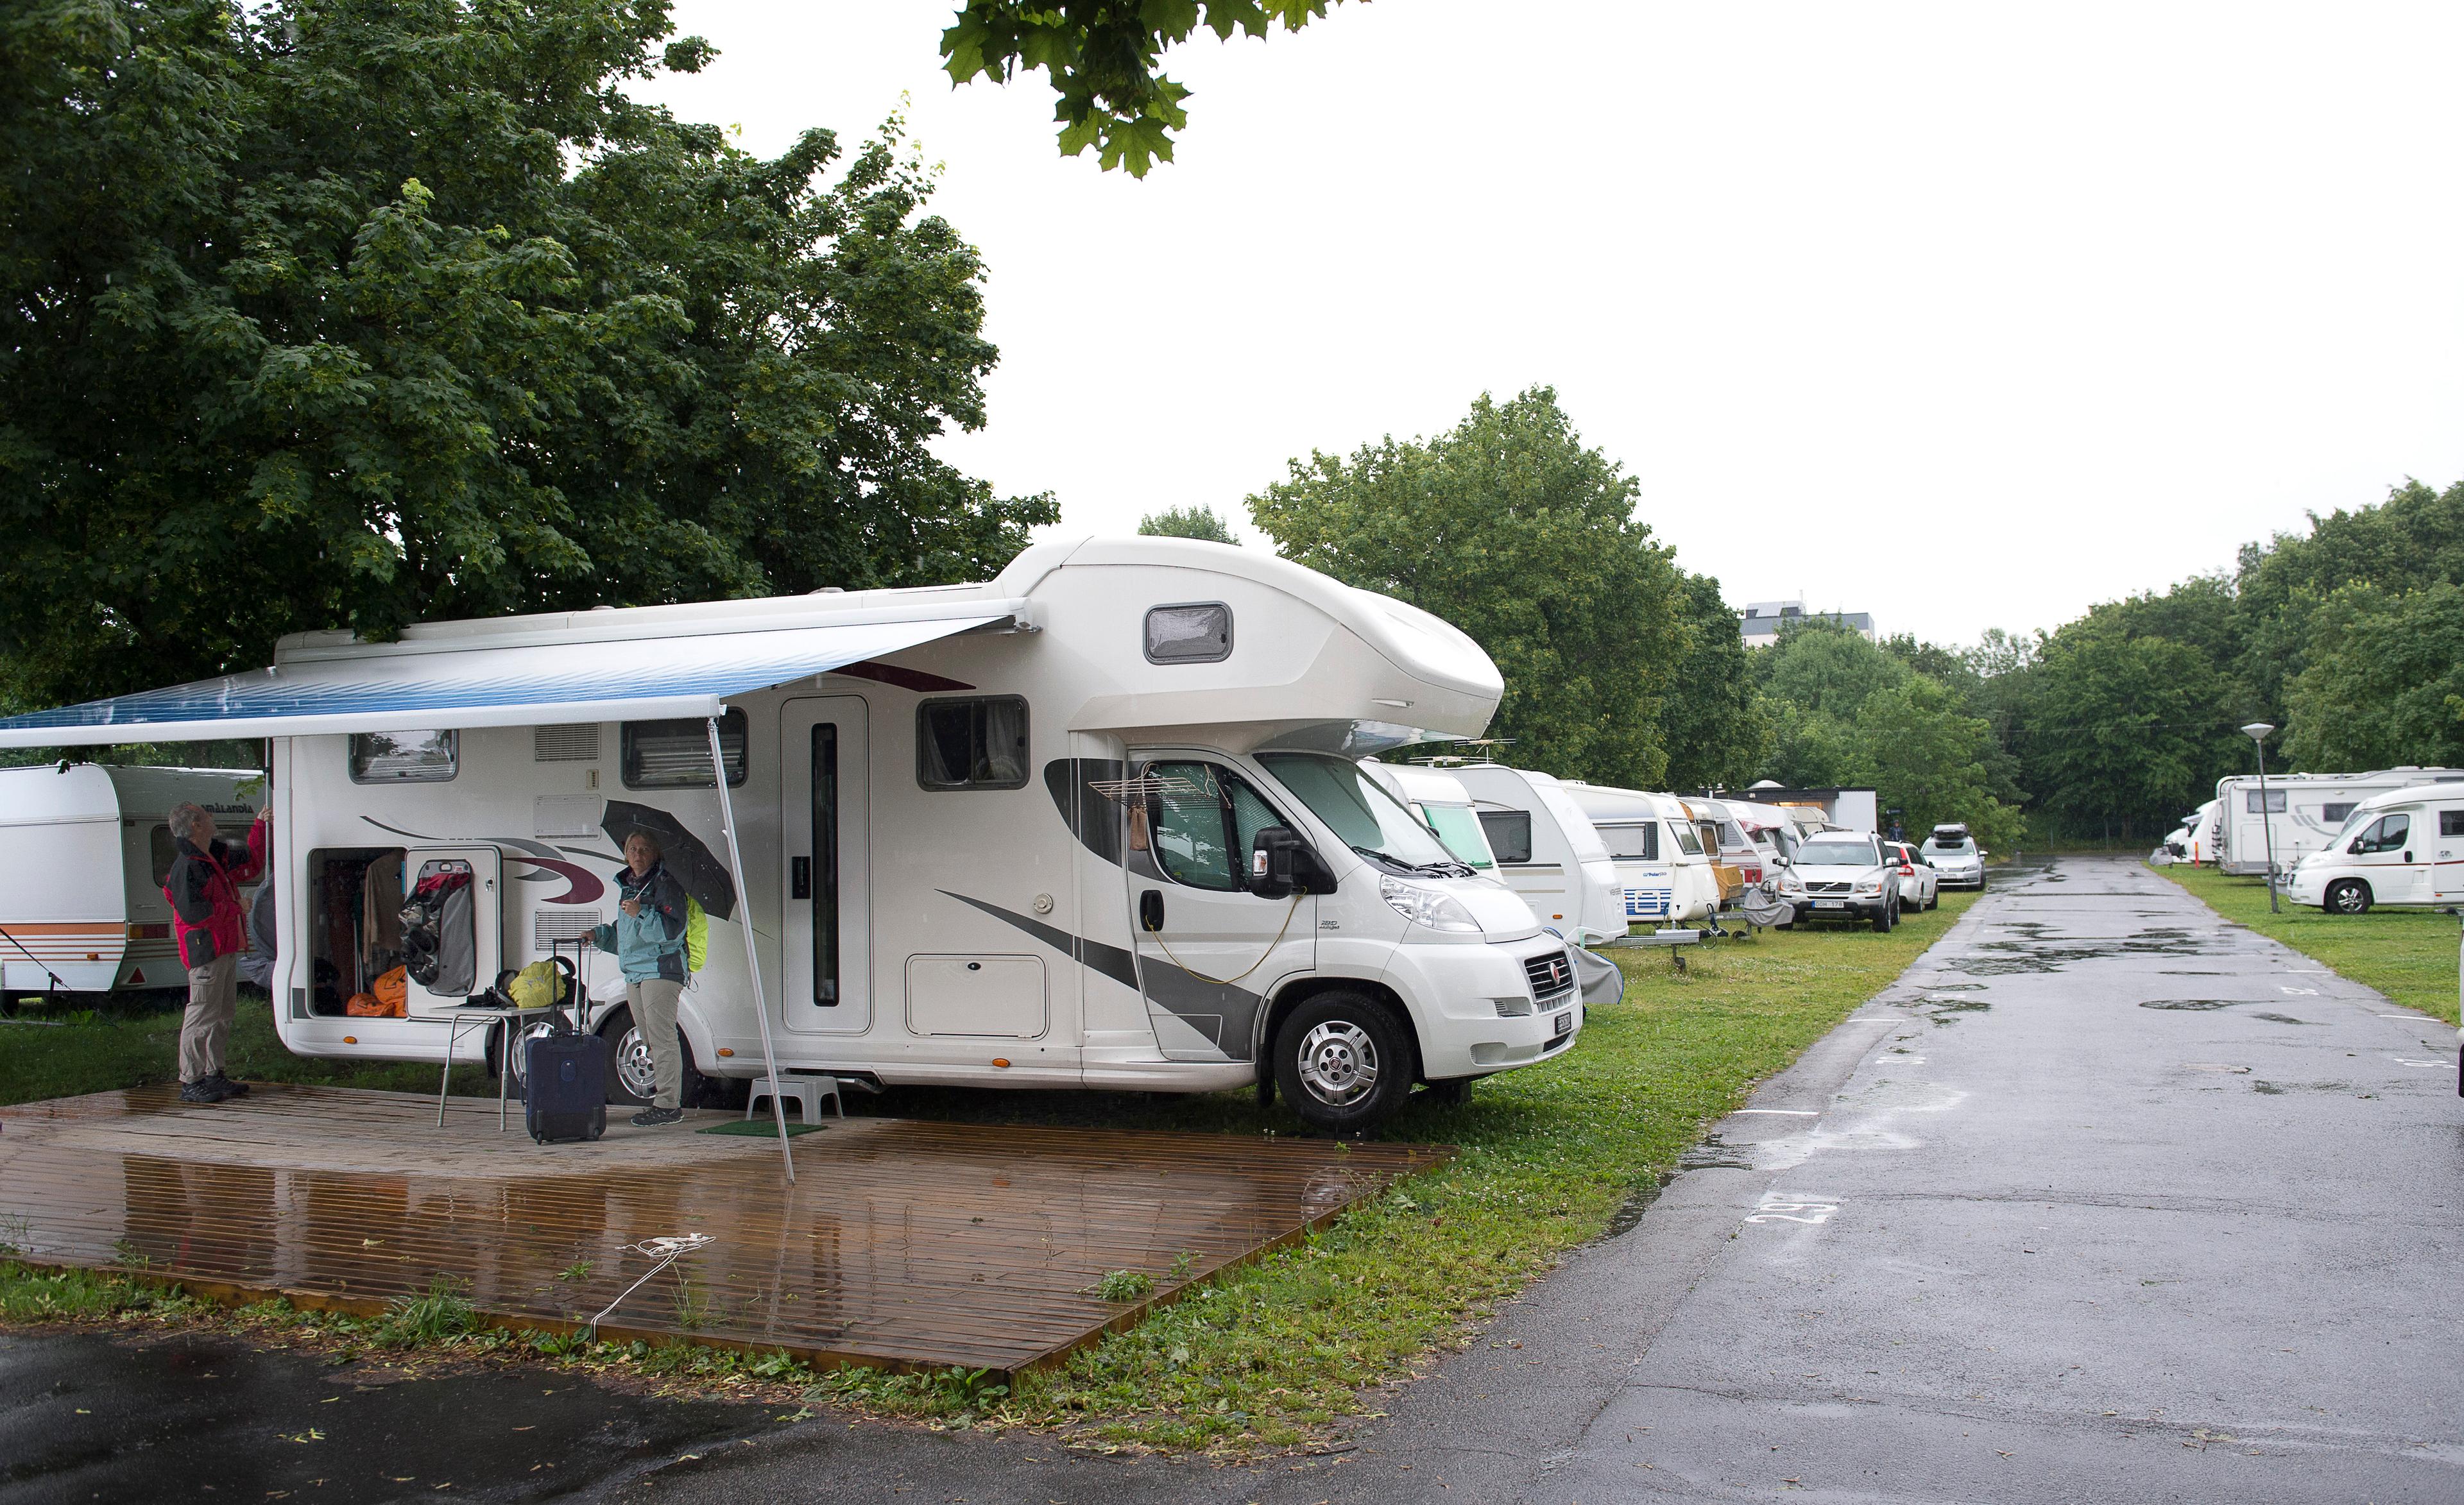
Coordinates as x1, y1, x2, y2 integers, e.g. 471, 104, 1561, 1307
623, 830, 663, 857
168, 803, 212, 842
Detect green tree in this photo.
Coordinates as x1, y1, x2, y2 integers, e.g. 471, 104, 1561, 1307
1753, 618, 1911, 720
1138, 504, 1240, 543
1659, 574, 1772, 791
1247, 388, 1686, 787
2282, 582, 2464, 772
1, 0, 1054, 708
2023, 628, 2241, 840
2236, 478, 2464, 719
941, 0, 1353, 176
1854, 677, 2023, 849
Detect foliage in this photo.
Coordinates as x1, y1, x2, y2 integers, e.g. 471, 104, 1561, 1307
1090, 1268, 1156, 1302
2281, 582, 2464, 772
0, 0, 1053, 710
376, 1275, 479, 1347
2023, 627, 2242, 837
1660, 574, 1771, 792
1249, 388, 1687, 788
941, 1, 1353, 176
2234, 477, 2464, 717
1137, 504, 1240, 543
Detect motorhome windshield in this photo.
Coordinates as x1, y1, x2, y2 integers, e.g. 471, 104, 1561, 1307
1799, 837, 1881, 867
1258, 753, 1466, 873
1417, 803, 1496, 869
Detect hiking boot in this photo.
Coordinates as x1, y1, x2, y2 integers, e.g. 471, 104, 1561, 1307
178, 1078, 230, 1104
206, 1073, 250, 1098
629, 1105, 684, 1128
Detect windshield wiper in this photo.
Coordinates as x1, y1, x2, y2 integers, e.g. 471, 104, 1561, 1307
1353, 845, 1475, 879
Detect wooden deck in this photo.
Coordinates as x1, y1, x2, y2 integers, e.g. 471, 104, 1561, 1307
0, 1084, 1447, 1378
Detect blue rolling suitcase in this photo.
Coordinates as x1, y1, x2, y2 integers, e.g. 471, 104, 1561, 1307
524, 1030, 608, 1144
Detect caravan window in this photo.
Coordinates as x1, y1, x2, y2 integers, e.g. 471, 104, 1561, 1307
916, 697, 1029, 790
1478, 810, 1534, 864
1144, 603, 1234, 664
1420, 804, 1496, 869
2245, 790, 2286, 813
1670, 821, 1704, 856
1598, 822, 1659, 861
2319, 802, 2356, 826
349, 730, 457, 783
622, 710, 748, 788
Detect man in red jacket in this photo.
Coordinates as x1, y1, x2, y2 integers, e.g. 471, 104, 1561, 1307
164, 803, 270, 1103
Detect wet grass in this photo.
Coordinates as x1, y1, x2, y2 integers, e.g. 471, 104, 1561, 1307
0, 896, 1980, 1452
0, 990, 486, 1105
2156, 863, 2460, 1025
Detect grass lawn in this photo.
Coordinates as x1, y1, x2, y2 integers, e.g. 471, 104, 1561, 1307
2156, 863, 2461, 1026
0, 893, 1978, 1450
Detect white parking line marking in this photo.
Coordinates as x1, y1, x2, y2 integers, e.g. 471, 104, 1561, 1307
2279, 986, 2320, 996
1745, 1196, 1838, 1225
1733, 1109, 1819, 1116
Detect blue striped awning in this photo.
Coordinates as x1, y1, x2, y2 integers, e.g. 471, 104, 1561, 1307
0, 610, 1010, 747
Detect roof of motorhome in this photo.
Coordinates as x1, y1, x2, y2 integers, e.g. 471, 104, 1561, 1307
2345, 781, 2464, 813
0, 536, 1501, 748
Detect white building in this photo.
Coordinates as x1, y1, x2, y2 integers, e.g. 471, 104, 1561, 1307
1739, 600, 1876, 649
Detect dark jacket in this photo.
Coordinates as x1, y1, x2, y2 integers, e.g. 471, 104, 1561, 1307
591, 861, 689, 983
165, 817, 269, 969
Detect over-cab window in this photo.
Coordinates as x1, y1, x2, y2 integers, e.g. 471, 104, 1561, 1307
1144, 602, 1233, 664
2354, 813, 2411, 855
917, 697, 1029, 790
1478, 810, 1534, 865
349, 730, 457, 783
622, 709, 747, 788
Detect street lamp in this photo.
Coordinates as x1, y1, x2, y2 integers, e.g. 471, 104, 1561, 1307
2242, 722, 2279, 913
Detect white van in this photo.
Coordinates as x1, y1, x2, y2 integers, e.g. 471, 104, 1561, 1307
0, 763, 261, 997
1450, 765, 1626, 946
0, 536, 1585, 1131
2283, 784, 2464, 914
2216, 769, 2464, 876
1363, 761, 1500, 873
1557, 785, 1720, 928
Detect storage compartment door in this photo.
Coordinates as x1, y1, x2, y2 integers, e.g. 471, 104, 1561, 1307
399, 846, 502, 1013
907, 955, 1047, 1038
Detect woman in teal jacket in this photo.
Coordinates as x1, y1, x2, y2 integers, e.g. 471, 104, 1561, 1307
593, 831, 691, 1127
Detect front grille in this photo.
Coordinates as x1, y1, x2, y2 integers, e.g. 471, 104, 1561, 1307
1525, 949, 1575, 1001
1807, 881, 1851, 894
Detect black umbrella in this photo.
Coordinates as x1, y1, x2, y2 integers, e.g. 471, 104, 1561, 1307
599, 801, 737, 921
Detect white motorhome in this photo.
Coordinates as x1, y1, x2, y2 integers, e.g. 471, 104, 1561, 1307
0, 537, 1587, 1130
2216, 769, 2464, 876
1557, 785, 1720, 928
2283, 783, 2464, 914
1450, 766, 1626, 946
2187, 798, 2221, 865
1362, 761, 1500, 874
0, 763, 261, 997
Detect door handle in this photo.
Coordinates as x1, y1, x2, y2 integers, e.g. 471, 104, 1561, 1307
791, 856, 811, 900
1139, 889, 1165, 932
2405, 851, 2414, 863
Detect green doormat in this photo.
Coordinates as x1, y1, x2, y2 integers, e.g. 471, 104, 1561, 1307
697, 1119, 828, 1137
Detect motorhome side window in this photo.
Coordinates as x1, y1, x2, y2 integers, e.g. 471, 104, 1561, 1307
1140, 761, 1279, 891
2245, 790, 2286, 813
1143, 602, 1233, 664
622, 709, 748, 788
2354, 814, 2410, 855
1478, 810, 1534, 865
2444, 810, 2464, 838
916, 697, 1029, 790
348, 729, 457, 783
2320, 802, 2356, 825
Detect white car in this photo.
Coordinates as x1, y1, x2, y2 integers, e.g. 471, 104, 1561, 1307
1921, 824, 1986, 889
1791, 832, 1901, 931
1885, 840, 1939, 912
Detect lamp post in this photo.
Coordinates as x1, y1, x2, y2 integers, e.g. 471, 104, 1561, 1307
2242, 722, 2279, 913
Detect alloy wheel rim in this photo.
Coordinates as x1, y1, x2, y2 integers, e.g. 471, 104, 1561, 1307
1296, 1021, 1378, 1107
616, 1025, 658, 1098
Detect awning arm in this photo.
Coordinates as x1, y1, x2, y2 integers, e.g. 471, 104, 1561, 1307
708, 715, 794, 1185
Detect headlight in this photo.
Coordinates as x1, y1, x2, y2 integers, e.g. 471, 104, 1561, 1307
1856, 879, 1884, 895
1379, 876, 1483, 933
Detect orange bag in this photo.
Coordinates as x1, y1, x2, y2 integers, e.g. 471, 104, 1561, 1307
373, 966, 407, 1013
345, 992, 386, 1017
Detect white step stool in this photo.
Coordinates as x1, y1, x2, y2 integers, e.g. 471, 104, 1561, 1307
746, 1073, 843, 1123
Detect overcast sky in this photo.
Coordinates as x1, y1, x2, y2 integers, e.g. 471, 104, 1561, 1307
633, 1, 2464, 649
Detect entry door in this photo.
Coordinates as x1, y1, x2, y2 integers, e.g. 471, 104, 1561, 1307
2435, 808, 2464, 899
1122, 756, 1313, 1062
399, 846, 502, 1013
2350, 812, 2427, 903
781, 697, 871, 1033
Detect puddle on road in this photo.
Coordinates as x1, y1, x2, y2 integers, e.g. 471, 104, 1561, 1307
1920, 998, 1991, 1026
1605, 1172, 1673, 1236
1676, 1134, 1759, 1174
1945, 921, 2238, 975
2251, 1012, 2325, 1026
2141, 999, 2239, 1011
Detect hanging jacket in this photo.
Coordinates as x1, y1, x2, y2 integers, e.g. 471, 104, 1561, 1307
592, 861, 689, 983
164, 817, 269, 969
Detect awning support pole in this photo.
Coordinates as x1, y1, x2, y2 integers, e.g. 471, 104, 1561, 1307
708, 715, 794, 1185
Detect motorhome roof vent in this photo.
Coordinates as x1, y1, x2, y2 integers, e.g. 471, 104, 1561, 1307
534, 724, 601, 762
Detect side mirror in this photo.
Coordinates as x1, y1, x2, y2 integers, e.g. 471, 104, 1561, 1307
1250, 826, 1334, 898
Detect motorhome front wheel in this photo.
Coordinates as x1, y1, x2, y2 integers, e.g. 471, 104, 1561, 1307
2326, 879, 2373, 915
1273, 993, 1412, 1132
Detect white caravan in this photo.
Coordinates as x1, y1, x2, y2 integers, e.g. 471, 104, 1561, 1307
2216, 769, 2464, 876
0, 763, 261, 997
2283, 783, 2464, 914
1362, 761, 1501, 873
1557, 785, 1721, 928
0, 537, 1587, 1131
1450, 766, 1626, 946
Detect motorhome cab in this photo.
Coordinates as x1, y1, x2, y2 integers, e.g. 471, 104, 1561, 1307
0, 537, 1585, 1130
1450, 765, 1625, 946
0, 763, 261, 997
1557, 785, 1719, 928
2284, 784, 2464, 915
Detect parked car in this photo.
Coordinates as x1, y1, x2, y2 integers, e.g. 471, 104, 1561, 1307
1791, 831, 1901, 931
1885, 839, 1939, 911
1921, 824, 1986, 889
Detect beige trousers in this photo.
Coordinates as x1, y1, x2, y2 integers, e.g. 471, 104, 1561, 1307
628, 978, 685, 1109
180, 952, 238, 1084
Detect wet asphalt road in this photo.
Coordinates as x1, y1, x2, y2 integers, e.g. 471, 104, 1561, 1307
9, 856, 2461, 1502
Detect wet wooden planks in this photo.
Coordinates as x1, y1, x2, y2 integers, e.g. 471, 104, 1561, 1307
0, 1084, 1447, 1377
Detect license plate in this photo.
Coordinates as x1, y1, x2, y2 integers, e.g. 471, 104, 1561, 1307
1550, 1011, 1573, 1038
1813, 899, 1847, 909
